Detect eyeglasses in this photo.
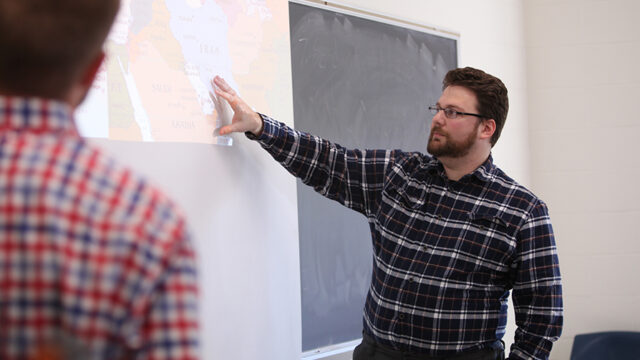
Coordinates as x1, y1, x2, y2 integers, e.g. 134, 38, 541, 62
428, 105, 486, 120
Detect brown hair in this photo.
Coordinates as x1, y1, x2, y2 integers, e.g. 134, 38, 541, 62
443, 67, 509, 146
0, 0, 120, 99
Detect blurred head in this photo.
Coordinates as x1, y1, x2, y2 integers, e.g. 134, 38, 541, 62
0, 0, 120, 102
441, 67, 509, 147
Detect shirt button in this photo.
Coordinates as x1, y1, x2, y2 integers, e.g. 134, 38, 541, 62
437, 215, 442, 220
421, 245, 428, 251
398, 314, 405, 320
479, 225, 485, 230
408, 277, 414, 283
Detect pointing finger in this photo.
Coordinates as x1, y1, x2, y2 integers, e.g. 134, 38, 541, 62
214, 88, 233, 103
213, 76, 235, 95
219, 123, 244, 136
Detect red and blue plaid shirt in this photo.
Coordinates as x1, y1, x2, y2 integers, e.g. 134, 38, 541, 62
252, 114, 563, 360
0, 96, 199, 359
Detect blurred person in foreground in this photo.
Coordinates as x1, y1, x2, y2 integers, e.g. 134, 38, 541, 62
0, 0, 199, 358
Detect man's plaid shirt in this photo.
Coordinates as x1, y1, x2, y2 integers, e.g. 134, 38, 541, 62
252, 115, 563, 359
0, 96, 199, 359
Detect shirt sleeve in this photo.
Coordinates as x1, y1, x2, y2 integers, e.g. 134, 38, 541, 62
138, 233, 200, 360
509, 201, 563, 360
249, 114, 399, 217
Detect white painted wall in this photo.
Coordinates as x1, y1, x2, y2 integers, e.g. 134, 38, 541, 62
524, 0, 640, 358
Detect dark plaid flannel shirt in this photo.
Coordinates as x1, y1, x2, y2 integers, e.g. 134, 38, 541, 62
251, 114, 562, 359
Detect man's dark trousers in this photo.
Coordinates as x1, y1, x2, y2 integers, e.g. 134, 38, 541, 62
353, 333, 505, 360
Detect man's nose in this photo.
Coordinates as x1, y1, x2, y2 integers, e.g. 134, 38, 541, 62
431, 109, 446, 126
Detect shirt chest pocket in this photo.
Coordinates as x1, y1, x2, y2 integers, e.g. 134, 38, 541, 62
384, 182, 428, 211
463, 211, 515, 265
468, 211, 508, 232
377, 182, 430, 245
430, 211, 515, 284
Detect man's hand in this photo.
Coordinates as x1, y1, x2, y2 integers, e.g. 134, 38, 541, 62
212, 76, 264, 136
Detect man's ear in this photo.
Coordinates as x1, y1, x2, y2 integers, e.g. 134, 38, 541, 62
67, 51, 105, 109
479, 118, 496, 140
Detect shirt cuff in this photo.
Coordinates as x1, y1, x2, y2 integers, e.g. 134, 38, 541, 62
244, 113, 279, 144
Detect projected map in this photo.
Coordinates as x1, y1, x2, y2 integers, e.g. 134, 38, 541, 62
76, 0, 289, 145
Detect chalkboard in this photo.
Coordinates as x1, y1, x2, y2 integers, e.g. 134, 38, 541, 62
289, 1, 458, 353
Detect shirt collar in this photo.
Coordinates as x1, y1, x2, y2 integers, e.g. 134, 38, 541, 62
470, 155, 495, 182
0, 95, 78, 136
424, 154, 495, 183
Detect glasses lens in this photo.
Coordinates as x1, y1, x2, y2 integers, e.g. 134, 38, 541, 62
443, 108, 457, 119
428, 106, 438, 115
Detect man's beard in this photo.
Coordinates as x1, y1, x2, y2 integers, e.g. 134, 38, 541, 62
427, 124, 478, 158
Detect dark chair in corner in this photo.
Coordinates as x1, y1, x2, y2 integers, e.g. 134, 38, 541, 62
570, 331, 640, 360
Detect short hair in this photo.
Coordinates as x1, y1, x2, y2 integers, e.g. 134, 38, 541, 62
0, 0, 120, 99
443, 67, 509, 146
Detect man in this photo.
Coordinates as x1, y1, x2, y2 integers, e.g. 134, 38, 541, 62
0, 1, 199, 358
212, 67, 562, 360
